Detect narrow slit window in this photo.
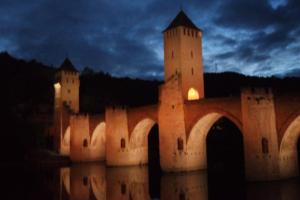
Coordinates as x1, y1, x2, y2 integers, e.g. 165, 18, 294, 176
83, 139, 88, 147
262, 137, 269, 154
177, 138, 184, 151
121, 183, 126, 194
83, 176, 88, 186
121, 138, 126, 149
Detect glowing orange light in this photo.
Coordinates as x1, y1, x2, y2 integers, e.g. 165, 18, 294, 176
188, 88, 199, 100
54, 82, 61, 90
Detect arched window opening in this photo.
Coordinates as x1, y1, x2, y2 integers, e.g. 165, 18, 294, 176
177, 138, 184, 151
262, 137, 269, 154
121, 138, 126, 149
188, 88, 199, 101
172, 51, 174, 58
83, 139, 88, 147
191, 68, 194, 75
191, 51, 193, 58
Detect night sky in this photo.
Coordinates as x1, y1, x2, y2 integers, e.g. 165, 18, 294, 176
0, 0, 300, 79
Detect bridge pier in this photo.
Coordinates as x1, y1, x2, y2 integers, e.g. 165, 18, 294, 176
158, 79, 192, 172
105, 107, 149, 167
70, 115, 106, 162
70, 115, 91, 162
241, 88, 280, 181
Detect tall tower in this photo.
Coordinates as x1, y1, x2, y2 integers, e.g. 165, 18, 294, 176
163, 10, 204, 100
53, 58, 80, 154
54, 58, 80, 113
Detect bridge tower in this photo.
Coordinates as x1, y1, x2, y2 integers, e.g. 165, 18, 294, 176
53, 58, 80, 155
163, 10, 204, 100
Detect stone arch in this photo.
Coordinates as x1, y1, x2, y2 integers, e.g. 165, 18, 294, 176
186, 112, 242, 169
129, 118, 156, 149
90, 122, 106, 161
279, 115, 300, 179
61, 126, 70, 155
61, 167, 70, 195
188, 87, 199, 100
128, 118, 157, 165
90, 176, 106, 200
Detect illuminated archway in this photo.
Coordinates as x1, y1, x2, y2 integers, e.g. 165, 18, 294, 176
61, 126, 70, 155
90, 122, 106, 161
279, 115, 300, 178
188, 87, 199, 101
129, 118, 156, 148
186, 112, 243, 171
187, 113, 222, 169
129, 118, 157, 165
206, 117, 244, 181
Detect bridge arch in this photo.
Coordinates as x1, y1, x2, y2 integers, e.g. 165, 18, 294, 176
61, 167, 70, 195
90, 122, 106, 160
129, 118, 158, 166
186, 111, 243, 170
129, 118, 156, 148
279, 114, 300, 178
61, 126, 70, 155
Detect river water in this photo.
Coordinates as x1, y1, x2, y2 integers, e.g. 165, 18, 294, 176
2, 162, 300, 200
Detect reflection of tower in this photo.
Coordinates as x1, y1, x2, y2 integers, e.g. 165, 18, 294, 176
53, 58, 80, 154
163, 10, 204, 100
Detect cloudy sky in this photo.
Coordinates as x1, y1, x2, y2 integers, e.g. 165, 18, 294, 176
0, 0, 300, 79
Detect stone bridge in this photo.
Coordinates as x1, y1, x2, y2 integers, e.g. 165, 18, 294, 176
53, 10, 300, 182
59, 78, 300, 181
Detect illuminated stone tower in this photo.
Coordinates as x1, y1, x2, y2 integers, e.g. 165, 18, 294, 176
163, 10, 204, 100
53, 58, 80, 154
54, 58, 80, 113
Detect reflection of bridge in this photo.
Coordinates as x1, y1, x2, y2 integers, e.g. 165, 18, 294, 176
52, 11, 300, 181
59, 163, 208, 200
58, 163, 300, 200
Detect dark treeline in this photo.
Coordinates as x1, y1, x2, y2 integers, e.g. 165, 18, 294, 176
1, 52, 299, 161
2, 51, 300, 115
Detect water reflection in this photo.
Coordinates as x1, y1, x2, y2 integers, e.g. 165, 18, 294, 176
56, 163, 300, 200
161, 172, 208, 200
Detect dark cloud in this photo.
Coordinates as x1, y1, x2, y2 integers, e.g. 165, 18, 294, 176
0, 0, 299, 79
